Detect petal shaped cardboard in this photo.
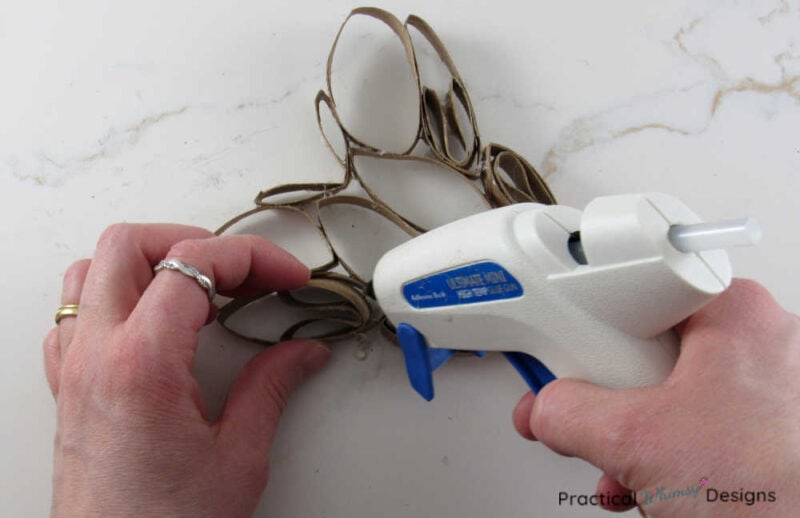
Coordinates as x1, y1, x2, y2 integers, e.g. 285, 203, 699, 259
327, 7, 421, 154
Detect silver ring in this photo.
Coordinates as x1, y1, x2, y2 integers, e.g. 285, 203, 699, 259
154, 259, 216, 301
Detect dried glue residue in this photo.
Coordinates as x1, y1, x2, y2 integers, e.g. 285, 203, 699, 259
352, 333, 373, 361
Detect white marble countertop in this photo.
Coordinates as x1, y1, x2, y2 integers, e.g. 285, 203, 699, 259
2, 1, 798, 516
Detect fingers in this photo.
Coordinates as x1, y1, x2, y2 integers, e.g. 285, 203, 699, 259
59, 259, 91, 355
596, 473, 637, 512
128, 234, 309, 363
528, 378, 647, 482
676, 279, 786, 340
43, 328, 61, 397
512, 391, 537, 440
45, 259, 91, 397
81, 224, 214, 328
673, 279, 796, 371
218, 340, 331, 463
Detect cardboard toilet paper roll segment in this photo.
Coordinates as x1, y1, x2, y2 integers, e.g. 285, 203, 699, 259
215, 7, 556, 344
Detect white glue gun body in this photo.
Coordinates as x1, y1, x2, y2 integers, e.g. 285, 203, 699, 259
373, 193, 757, 400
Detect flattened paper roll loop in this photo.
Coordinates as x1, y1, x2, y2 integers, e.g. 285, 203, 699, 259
405, 15, 480, 170
315, 90, 350, 165
218, 275, 378, 344
326, 7, 422, 155
482, 143, 556, 206
420, 80, 480, 171
444, 78, 480, 171
280, 276, 373, 326
214, 7, 557, 346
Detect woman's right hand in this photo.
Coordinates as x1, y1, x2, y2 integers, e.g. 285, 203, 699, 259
513, 279, 800, 517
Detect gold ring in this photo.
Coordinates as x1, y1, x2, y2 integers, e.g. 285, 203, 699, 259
55, 304, 79, 324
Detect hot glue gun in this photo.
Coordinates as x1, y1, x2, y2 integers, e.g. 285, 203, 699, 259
372, 193, 761, 400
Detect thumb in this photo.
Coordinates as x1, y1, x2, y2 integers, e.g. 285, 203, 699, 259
529, 378, 648, 481
218, 339, 331, 456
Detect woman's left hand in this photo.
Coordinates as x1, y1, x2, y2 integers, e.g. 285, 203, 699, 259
44, 223, 331, 517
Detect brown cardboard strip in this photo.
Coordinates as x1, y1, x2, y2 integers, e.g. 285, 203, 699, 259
217, 276, 377, 344
444, 78, 480, 174
280, 276, 372, 324
214, 7, 556, 345
254, 182, 347, 206
482, 143, 557, 206
314, 90, 350, 165
421, 86, 478, 171
406, 14, 481, 171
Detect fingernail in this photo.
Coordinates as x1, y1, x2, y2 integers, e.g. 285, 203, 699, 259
303, 340, 331, 373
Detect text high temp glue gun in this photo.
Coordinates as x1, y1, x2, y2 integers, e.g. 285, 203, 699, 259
372, 193, 761, 400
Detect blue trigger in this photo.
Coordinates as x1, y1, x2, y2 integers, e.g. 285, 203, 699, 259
397, 323, 454, 401
502, 352, 557, 394
396, 323, 555, 400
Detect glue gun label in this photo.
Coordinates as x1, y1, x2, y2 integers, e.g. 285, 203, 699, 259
402, 261, 523, 309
